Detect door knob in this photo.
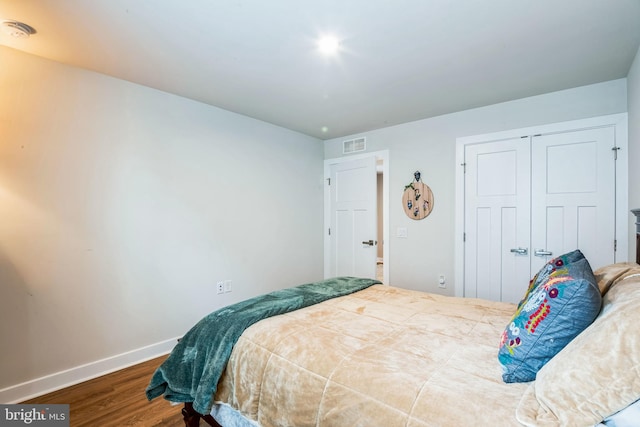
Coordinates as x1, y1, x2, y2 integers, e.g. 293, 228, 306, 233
362, 240, 375, 246
534, 249, 553, 257
510, 247, 528, 255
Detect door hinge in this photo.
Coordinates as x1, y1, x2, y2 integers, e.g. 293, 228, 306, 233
460, 163, 466, 173
612, 146, 621, 160
326, 178, 331, 185
463, 232, 466, 242
614, 239, 617, 251
328, 228, 331, 236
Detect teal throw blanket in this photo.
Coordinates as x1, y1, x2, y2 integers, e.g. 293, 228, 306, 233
146, 276, 379, 415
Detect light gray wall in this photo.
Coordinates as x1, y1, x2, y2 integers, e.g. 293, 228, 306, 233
628, 45, 640, 262
0, 46, 324, 391
324, 79, 628, 293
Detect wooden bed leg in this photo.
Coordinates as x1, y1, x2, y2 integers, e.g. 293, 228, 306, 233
181, 403, 223, 427
182, 403, 201, 427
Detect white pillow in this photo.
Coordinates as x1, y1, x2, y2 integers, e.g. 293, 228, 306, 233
602, 398, 640, 427
516, 273, 640, 426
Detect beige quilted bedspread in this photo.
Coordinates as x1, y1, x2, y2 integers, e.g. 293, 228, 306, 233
214, 284, 529, 426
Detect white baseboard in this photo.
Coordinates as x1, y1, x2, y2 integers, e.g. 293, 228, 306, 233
0, 337, 179, 404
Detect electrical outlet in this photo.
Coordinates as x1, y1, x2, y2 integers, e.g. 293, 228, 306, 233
438, 275, 446, 288
224, 280, 232, 293
216, 281, 224, 294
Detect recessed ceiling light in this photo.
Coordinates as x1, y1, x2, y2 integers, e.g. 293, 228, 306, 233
1, 20, 37, 38
317, 35, 340, 56
321, 126, 329, 133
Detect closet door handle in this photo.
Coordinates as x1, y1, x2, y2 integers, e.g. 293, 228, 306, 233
510, 248, 528, 255
362, 240, 375, 246
534, 249, 553, 257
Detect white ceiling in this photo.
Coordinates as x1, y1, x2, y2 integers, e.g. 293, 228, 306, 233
1, 0, 639, 139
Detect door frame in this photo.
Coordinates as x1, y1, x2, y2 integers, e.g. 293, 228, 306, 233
454, 113, 628, 298
324, 150, 390, 284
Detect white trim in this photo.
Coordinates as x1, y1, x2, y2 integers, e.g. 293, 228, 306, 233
455, 113, 629, 297
324, 150, 390, 285
0, 337, 178, 403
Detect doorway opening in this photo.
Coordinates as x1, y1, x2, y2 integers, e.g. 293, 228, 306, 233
376, 164, 384, 282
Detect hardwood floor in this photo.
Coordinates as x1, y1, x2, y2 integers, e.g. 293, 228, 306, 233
22, 356, 184, 427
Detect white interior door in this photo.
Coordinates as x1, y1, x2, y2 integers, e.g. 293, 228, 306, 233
329, 157, 377, 279
464, 138, 531, 303
530, 127, 616, 273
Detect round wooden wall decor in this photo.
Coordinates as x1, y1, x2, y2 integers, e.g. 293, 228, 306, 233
402, 172, 434, 220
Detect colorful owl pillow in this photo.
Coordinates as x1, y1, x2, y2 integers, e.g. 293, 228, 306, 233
498, 250, 601, 383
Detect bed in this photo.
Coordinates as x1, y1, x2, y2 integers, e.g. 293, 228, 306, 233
147, 249, 640, 426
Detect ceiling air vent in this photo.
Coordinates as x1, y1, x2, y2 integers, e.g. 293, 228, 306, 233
343, 137, 366, 154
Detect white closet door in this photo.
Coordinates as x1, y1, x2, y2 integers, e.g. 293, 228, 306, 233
464, 138, 531, 303
530, 127, 616, 273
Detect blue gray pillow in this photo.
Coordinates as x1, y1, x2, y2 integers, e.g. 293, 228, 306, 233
498, 250, 602, 383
